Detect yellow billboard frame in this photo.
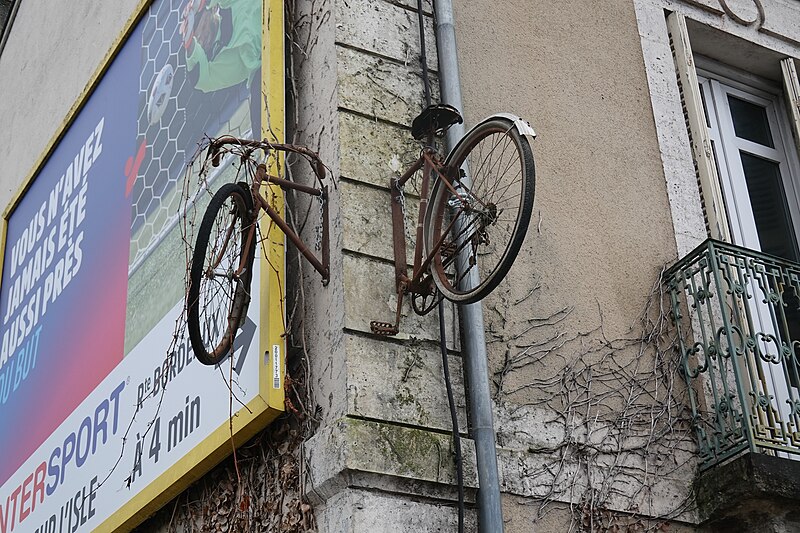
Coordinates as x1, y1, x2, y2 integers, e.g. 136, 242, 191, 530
0, 0, 286, 530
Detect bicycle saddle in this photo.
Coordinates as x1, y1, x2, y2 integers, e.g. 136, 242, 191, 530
411, 104, 463, 141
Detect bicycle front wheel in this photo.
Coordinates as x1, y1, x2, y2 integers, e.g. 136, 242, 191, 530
187, 183, 256, 365
424, 118, 535, 304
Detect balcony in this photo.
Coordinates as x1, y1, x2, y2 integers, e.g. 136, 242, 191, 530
665, 239, 800, 470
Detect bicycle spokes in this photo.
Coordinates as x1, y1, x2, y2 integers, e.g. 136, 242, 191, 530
424, 118, 534, 304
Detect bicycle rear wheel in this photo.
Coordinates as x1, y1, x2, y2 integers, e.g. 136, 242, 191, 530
187, 183, 256, 365
424, 117, 535, 304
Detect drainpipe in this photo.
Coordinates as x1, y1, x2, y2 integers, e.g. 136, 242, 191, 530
433, 2, 505, 531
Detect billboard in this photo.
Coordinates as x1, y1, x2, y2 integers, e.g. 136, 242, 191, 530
0, 0, 285, 530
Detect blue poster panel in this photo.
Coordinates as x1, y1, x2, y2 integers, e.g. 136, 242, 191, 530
0, 0, 268, 531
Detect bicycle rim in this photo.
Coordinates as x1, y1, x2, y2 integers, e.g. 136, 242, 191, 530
425, 119, 535, 304
188, 183, 255, 365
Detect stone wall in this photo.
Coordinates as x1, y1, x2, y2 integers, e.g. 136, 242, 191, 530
297, 0, 479, 529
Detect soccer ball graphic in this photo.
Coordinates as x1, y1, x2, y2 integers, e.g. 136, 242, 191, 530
147, 63, 174, 126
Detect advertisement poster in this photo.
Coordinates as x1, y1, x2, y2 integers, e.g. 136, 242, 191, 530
0, 0, 283, 530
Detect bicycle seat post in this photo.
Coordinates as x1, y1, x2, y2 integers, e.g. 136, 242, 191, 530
425, 131, 435, 151
254, 163, 267, 187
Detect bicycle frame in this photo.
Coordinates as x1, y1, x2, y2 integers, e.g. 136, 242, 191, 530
371, 147, 461, 335
208, 137, 330, 285
390, 148, 451, 292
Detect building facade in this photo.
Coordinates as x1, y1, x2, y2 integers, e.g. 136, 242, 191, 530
1, 0, 800, 531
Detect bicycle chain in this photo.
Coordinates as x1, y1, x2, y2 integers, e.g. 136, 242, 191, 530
397, 180, 407, 218
315, 193, 324, 251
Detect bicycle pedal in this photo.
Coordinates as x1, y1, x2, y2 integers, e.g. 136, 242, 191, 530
370, 321, 399, 336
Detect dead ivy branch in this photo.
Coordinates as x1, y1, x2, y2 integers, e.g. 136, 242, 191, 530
488, 266, 698, 532
130, 3, 325, 530
135, 413, 314, 533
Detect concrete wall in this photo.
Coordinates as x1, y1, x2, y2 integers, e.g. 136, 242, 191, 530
444, 0, 800, 531
449, 1, 696, 531
0, 0, 139, 208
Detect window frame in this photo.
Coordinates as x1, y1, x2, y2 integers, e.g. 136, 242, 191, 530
696, 64, 800, 258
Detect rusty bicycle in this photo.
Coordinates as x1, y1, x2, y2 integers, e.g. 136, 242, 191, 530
369, 104, 536, 336
185, 104, 535, 354
186, 136, 330, 365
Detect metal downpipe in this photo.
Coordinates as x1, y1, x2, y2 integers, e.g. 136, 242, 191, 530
433, 1, 504, 531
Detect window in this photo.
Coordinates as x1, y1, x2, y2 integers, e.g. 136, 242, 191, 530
699, 64, 800, 400
665, 10, 800, 459
666, 12, 800, 247
697, 66, 800, 262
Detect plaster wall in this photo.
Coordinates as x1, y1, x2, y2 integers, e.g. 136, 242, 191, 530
449, 1, 694, 527
444, 0, 800, 530
452, 0, 678, 363
0, 0, 140, 209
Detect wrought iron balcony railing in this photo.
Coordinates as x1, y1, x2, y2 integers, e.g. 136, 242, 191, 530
666, 239, 800, 470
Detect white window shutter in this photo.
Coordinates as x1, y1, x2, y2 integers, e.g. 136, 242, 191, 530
666, 12, 731, 242
781, 58, 800, 157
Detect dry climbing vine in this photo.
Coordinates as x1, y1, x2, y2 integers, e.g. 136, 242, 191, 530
129, 2, 329, 531
485, 265, 698, 532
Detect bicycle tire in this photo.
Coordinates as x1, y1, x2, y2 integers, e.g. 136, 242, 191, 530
424, 117, 535, 304
187, 183, 256, 365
